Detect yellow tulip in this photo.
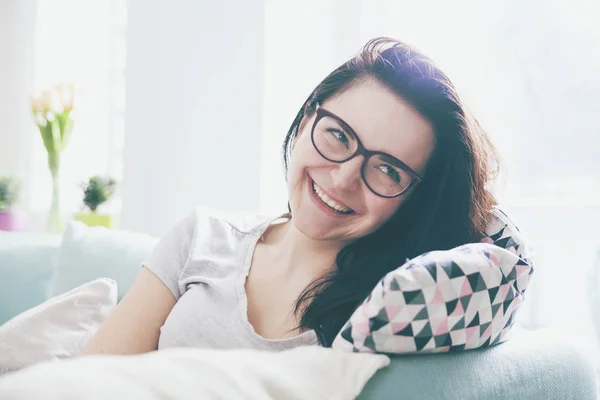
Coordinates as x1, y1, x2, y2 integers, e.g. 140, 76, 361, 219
31, 95, 45, 113
40, 89, 59, 112
30, 82, 82, 234
55, 83, 82, 110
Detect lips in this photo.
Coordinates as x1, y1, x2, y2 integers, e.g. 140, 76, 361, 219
309, 177, 354, 215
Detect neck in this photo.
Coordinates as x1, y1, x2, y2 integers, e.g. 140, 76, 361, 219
263, 216, 342, 277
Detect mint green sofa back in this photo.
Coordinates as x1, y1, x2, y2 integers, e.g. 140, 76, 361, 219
358, 328, 598, 399
0, 231, 61, 324
0, 228, 597, 399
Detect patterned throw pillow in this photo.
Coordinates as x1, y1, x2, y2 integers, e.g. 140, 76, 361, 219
332, 208, 534, 354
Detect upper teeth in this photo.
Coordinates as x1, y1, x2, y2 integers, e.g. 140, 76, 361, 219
313, 182, 352, 212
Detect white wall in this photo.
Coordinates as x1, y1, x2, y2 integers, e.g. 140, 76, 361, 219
260, 0, 363, 214
0, 0, 37, 210
121, 0, 265, 236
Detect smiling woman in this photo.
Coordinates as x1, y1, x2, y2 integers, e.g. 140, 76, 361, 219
281, 38, 499, 345
84, 37, 501, 355
287, 79, 434, 241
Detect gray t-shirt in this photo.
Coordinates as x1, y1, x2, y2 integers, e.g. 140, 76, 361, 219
143, 206, 319, 351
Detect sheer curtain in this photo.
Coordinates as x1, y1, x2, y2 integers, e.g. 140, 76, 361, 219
262, 0, 600, 340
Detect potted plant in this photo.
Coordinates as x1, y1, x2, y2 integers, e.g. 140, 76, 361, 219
0, 177, 22, 231
73, 176, 117, 228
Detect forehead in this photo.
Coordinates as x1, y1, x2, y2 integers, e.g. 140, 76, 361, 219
321, 78, 435, 174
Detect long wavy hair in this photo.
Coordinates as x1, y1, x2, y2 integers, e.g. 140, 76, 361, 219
282, 38, 500, 346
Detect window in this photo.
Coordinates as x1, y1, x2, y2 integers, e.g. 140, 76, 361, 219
262, 0, 600, 336
30, 0, 127, 215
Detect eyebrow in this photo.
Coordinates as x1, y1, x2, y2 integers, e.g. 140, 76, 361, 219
377, 153, 408, 169
327, 108, 419, 174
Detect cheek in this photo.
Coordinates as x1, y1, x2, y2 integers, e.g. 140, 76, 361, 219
366, 195, 403, 223
287, 134, 323, 180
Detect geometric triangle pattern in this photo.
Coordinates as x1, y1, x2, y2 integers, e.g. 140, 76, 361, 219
332, 208, 535, 355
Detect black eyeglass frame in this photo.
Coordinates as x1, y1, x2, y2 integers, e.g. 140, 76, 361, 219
310, 104, 423, 198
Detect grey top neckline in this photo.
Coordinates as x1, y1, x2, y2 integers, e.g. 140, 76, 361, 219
143, 207, 319, 351
234, 212, 317, 343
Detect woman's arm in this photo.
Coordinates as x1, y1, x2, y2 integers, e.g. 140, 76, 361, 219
84, 208, 200, 355
83, 267, 176, 355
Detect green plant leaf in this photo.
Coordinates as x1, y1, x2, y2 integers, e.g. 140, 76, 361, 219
60, 115, 75, 151
38, 122, 55, 154
50, 118, 61, 152
0, 177, 20, 211
81, 175, 117, 212
55, 111, 66, 139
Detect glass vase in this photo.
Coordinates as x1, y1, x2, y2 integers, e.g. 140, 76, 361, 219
46, 151, 64, 234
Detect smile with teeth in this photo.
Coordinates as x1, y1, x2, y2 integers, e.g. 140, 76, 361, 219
311, 180, 354, 215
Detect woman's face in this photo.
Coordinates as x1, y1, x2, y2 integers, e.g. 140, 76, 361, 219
287, 77, 435, 244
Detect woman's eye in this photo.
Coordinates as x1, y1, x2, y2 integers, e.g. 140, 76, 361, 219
328, 129, 350, 147
379, 164, 401, 182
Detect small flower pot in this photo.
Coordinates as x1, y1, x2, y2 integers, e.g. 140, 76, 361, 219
73, 213, 117, 229
0, 211, 24, 231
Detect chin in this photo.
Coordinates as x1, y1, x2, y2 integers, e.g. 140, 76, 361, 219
289, 199, 363, 243
287, 176, 345, 241
288, 172, 392, 242
292, 215, 335, 241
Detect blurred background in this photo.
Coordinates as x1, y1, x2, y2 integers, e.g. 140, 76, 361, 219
0, 0, 599, 346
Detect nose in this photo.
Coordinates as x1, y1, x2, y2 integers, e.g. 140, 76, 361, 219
330, 156, 364, 192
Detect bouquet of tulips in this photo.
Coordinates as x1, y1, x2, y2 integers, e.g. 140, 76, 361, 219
31, 83, 83, 233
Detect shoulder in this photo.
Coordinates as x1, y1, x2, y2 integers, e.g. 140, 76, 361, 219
185, 205, 277, 237
153, 206, 279, 292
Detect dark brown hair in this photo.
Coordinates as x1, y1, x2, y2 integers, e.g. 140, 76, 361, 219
282, 37, 500, 346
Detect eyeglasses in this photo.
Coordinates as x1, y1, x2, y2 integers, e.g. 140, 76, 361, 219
310, 105, 422, 198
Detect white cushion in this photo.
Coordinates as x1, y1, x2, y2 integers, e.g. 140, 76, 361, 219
0, 278, 117, 375
50, 220, 157, 301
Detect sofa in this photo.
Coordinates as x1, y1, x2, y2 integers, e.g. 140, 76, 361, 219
0, 225, 598, 400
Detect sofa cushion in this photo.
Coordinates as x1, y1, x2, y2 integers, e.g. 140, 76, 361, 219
333, 208, 534, 354
0, 231, 61, 325
49, 221, 157, 301
0, 278, 117, 375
